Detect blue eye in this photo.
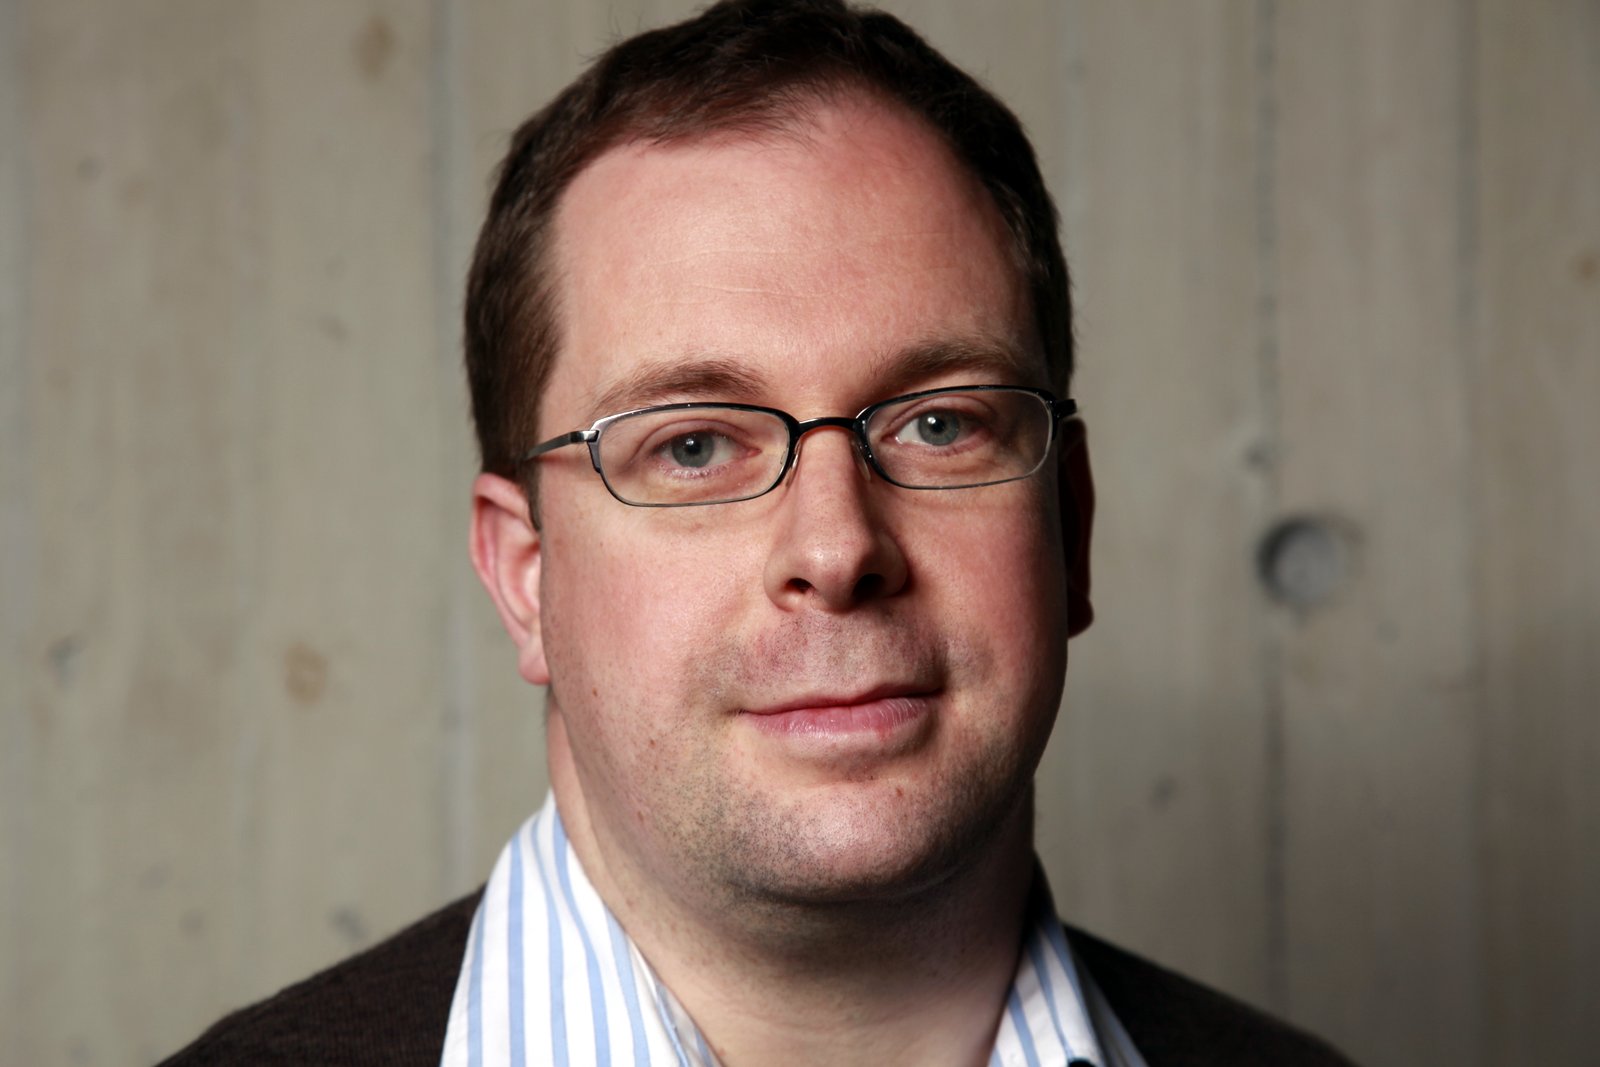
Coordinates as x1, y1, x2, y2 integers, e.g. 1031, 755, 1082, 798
651, 426, 751, 474
668, 432, 720, 468
901, 410, 963, 446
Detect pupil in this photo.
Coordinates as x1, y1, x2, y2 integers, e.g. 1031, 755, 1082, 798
670, 434, 713, 468
919, 412, 960, 445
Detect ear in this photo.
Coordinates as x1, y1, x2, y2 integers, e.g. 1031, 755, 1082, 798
1058, 418, 1095, 638
469, 473, 550, 685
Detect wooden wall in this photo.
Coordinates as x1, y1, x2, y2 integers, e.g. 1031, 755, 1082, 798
2, 2, 1595, 1064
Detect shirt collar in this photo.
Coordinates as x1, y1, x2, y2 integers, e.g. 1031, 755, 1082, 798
441, 796, 1140, 1067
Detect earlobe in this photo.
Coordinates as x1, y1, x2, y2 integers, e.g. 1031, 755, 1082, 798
469, 473, 550, 685
1057, 419, 1095, 638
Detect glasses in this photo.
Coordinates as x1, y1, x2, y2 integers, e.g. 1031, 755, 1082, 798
522, 385, 1077, 508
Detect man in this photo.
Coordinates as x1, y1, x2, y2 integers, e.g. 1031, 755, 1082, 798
165, 1, 1353, 1064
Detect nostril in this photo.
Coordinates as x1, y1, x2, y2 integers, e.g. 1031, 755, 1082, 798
783, 572, 883, 604
852, 573, 884, 600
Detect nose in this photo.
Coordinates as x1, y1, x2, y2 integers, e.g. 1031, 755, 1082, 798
762, 425, 909, 611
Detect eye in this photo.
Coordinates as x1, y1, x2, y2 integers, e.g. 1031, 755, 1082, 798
664, 430, 733, 469
628, 414, 769, 478
872, 391, 1006, 468
897, 409, 964, 447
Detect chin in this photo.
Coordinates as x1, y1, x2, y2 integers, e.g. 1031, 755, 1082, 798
696, 770, 1032, 910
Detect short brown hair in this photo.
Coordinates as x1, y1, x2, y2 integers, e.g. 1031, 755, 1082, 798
464, 0, 1072, 482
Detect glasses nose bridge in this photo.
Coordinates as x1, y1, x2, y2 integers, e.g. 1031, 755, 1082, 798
792, 413, 866, 440
782, 413, 874, 481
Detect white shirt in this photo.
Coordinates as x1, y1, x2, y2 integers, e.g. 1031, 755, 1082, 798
441, 796, 1147, 1067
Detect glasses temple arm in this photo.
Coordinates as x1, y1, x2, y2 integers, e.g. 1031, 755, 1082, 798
522, 429, 599, 462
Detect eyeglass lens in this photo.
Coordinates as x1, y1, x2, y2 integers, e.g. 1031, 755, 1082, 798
596, 388, 1053, 506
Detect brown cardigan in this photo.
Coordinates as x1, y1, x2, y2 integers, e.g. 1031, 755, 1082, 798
158, 891, 1356, 1066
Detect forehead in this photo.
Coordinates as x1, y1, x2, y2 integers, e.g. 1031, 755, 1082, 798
544, 95, 1038, 423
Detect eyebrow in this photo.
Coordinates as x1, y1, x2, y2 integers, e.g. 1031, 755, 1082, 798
584, 334, 1042, 421
587, 356, 772, 420
868, 336, 1042, 395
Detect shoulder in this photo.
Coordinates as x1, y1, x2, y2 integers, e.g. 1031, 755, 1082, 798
1066, 926, 1359, 1067
157, 890, 483, 1067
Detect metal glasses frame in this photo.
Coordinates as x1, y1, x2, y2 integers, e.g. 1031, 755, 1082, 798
520, 384, 1079, 507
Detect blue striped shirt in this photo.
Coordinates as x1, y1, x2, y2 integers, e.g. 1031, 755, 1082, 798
440, 797, 1146, 1067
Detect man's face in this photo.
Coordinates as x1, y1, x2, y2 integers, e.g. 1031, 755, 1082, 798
521, 97, 1076, 912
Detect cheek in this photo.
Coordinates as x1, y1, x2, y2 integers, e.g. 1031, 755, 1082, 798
922, 491, 1066, 621
540, 519, 750, 709
925, 494, 1069, 715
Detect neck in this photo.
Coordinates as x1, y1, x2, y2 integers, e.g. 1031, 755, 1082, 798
548, 709, 1037, 1067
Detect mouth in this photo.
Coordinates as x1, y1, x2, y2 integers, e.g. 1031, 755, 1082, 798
739, 685, 937, 740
